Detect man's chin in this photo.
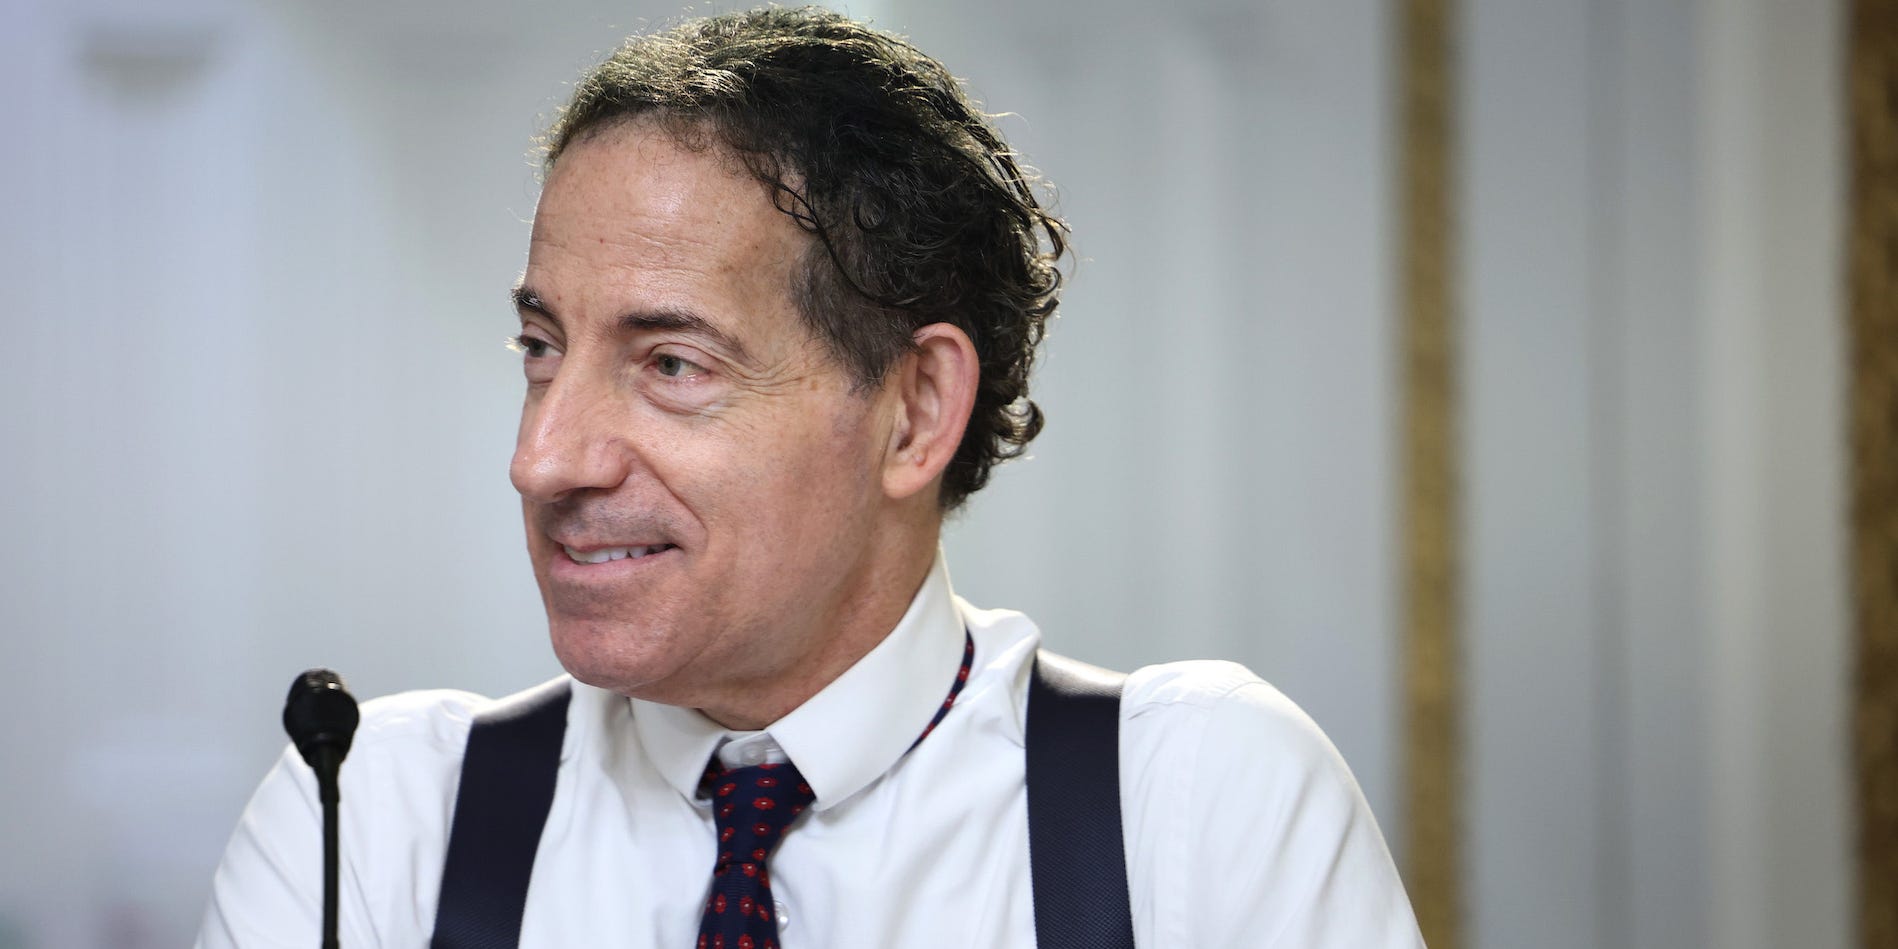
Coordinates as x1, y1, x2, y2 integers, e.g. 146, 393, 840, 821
546, 618, 682, 698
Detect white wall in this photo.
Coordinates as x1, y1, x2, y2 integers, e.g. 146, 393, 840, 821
1460, 0, 1613, 940
1460, 0, 1848, 946
0, 0, 1850, 946
1700, 0, 1850, 945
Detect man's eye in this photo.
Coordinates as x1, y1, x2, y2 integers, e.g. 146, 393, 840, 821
655, 354, 697, 377
507, 335, 552, 358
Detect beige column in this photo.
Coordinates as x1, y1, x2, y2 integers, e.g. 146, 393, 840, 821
1851, 2, 1898, 946
1398, 0, 1462, 945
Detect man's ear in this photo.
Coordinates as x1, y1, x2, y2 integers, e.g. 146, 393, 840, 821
882, 322, 980, 502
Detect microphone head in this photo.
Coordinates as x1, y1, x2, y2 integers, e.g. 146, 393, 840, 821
282, 668, 361, 769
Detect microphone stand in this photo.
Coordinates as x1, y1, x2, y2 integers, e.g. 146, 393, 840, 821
315, 744, 343, 949
284, 669, 360, 949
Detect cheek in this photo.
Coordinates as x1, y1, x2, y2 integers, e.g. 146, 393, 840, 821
710, 406, 880, 527
788, 408, 884, 523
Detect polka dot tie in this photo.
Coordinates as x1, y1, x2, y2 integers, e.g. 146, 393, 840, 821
694, 632, 975, 949
695, 759, 812, 949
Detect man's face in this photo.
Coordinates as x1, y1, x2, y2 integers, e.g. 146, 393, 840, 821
510, 124, 897, 714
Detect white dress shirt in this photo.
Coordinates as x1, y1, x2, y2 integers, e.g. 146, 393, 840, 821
197, 559, 1424, 947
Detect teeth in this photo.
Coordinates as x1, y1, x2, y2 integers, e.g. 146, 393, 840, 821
558, 542, 671, 561
563, 544, 671, 564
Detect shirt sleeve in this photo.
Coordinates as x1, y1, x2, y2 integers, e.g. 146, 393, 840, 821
194, 745, 372, 949
194, 689, 484, 949
1122, 661, 1425, 949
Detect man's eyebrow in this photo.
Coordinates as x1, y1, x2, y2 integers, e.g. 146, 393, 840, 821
513, 285, 752, 364
619, 309, 754, 366
511, 285, 557, 326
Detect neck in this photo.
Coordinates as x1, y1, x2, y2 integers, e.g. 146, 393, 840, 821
694, 519, 941, 731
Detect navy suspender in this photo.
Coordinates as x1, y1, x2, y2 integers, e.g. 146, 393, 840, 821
429, 650, 1133, 948
1024, 651, 1136, 949
430, 677, 572, 949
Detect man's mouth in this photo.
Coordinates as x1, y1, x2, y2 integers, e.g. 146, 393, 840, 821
561, 543, 678, 565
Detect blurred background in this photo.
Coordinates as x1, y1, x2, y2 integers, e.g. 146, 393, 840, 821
0, 0, 1868, 946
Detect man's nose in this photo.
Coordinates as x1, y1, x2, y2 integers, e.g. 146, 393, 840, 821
509, 374, 634, 504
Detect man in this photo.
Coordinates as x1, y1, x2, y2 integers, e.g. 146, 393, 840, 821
198, 7, 1423, 947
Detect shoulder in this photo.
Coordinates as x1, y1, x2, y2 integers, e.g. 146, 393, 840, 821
1117, 659, 1376, 869
197, 687, 488, 946
353, 687, 490, 754
347, 676, 581, 765
1120, 659, 1344, 776
1117, 661, 1423, 948
197, 684, 559, 947
1118, 660, 1362, 837
253, 685, 498, 846
236, 686, 493, 820
338, 679, 587, 806
319, 686, 494, 802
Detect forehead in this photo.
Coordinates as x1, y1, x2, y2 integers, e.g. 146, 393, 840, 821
525, 124, 812, 338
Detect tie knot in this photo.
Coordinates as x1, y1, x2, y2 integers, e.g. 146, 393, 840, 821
702, 760, 816, 876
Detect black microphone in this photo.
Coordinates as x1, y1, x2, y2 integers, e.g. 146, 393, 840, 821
283, 669, 360, 949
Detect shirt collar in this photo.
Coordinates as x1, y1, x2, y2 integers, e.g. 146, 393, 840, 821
628, 554, 967, 812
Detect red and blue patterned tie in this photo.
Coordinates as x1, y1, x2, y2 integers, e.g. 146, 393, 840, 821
695, 633, 975, 949
695, 760, 811, 949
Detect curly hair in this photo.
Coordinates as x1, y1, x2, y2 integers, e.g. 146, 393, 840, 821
542, 6, 1068, 510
